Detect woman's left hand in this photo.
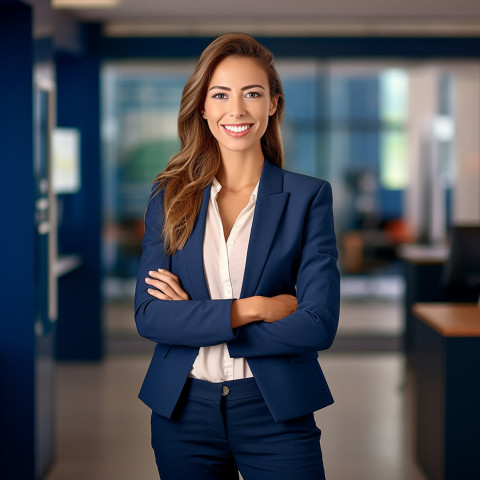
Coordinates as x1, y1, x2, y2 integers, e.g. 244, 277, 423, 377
145, 269, 190, 301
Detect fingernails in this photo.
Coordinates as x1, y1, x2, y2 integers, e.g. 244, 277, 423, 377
158, 268, 164, 272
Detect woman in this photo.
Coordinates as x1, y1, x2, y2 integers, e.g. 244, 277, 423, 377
135, 33, 340, 480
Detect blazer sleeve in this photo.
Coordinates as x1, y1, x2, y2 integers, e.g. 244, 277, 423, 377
134, 187, 237, 347
227, 181, 340, 358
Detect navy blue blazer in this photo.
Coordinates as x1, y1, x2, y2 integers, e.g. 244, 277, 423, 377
135, 159, 340, 422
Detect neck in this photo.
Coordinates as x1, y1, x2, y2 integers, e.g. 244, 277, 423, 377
216, 147, 264, 192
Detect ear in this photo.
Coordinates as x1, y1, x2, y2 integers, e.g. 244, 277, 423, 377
200, 109, 206, 119
269, 95, 279, 116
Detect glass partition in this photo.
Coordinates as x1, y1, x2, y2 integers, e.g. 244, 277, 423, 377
101, 59, 479, 334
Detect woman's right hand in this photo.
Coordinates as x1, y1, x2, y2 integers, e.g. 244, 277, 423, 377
231, 294, 297, 328
145, 269, 190, 301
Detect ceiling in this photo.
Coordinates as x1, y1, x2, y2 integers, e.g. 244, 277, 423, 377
59, 0, 480, 22
28, 0, 480, 38
53, 0, 480, 37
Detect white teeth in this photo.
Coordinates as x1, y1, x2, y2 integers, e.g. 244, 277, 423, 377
224, 124, 251, 133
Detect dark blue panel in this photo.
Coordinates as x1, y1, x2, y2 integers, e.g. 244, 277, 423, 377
379, 189, 403, 220
55, 52, 103, 360
34, 37, 54, 63
98, 35, 215, 59
445, 338, 480, 478
98, 35, 480, 60
0, 4, 36, 479
259, 37, 480, 59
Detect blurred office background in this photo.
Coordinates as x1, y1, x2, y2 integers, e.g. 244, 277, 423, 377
1, 0, 480, 479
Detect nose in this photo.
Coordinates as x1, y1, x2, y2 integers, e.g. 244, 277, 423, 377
230, 95, 246, 118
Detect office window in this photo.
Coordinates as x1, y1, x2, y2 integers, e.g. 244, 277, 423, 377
102, 63, 192, 285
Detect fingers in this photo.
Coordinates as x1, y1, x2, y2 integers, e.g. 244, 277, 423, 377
145, 269, 189, 301
147, 287, 172, 301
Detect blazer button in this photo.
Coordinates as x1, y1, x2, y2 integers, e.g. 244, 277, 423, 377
222, 385, 230, 396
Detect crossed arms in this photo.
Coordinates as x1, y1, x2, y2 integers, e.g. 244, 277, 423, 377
134, 182, 340, 357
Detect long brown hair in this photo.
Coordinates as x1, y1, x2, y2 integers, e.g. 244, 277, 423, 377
155, 33, 285, 255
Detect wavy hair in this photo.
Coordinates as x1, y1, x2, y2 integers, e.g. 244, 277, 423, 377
154, 33, 285, 255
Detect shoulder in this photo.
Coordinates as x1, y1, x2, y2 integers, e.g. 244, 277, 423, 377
262, 160, 332, 202
145, 182, 165, 216
279, 167, 331, 198
150, 182, 165, 202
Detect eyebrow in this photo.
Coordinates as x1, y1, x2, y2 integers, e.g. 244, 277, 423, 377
208, 84, 266, 92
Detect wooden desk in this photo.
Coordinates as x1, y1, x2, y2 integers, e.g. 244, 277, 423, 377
400, 245, 477, 365
413, 303, 480, 480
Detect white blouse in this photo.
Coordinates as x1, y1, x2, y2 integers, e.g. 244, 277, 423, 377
190, 177, 258, 382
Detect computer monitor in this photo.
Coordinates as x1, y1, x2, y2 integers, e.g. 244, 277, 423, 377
442, 225, 480, 303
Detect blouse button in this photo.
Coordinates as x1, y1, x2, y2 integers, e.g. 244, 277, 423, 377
227, 239, 235, 247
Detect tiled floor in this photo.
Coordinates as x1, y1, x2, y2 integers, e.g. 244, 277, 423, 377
45, 351, 427, 480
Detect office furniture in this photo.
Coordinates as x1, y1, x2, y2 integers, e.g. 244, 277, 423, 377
398, 244, 449, 364
413, 303, 480, 480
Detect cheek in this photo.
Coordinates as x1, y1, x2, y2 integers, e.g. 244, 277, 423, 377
257, 103, 273, 121
205, 118, 221, 138
204, 105, 222, 126
257, 108, 272, 128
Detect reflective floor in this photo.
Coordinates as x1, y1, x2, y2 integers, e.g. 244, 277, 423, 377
45, 353, 427, 480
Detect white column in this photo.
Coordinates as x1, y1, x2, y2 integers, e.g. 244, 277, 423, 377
406, 66, 438, 241
453, 64, 480, 224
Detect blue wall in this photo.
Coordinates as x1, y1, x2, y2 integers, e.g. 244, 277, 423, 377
55, 51, 103, 360
97, 35, 480, 60
0, 2, 36, 478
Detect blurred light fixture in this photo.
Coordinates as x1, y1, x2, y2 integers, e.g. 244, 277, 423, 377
52, 0, 120, 8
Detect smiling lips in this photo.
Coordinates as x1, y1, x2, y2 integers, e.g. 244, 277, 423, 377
222, 123, 253, 137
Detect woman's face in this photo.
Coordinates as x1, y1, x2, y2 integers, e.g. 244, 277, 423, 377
203, 56, 278, 158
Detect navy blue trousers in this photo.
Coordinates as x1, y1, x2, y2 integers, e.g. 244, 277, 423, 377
151, 377, 326, 480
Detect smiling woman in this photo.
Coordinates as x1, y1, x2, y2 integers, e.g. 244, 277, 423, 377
202, 56, 278, 158
134, 33, 340, 480
153, 34, 285, 256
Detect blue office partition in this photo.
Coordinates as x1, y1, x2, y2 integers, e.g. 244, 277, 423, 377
55, 49, 103, 360
0, 2, 36, 479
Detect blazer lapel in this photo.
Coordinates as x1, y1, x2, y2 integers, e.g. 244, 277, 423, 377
177, 186, 211, 300
240, 160, 289, 298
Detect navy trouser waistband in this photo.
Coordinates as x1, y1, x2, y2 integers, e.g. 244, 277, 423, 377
185, 377, 261, 401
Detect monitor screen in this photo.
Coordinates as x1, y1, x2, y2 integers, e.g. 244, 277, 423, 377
442, 225, 480, 293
